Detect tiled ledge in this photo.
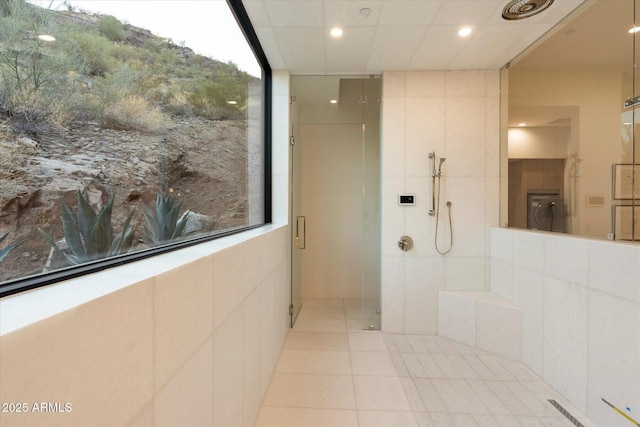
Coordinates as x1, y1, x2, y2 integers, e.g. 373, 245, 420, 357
438, 291, 523, 361
0, 224, 283, 336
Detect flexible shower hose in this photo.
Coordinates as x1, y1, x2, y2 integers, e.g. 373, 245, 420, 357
434, 177, 452, 255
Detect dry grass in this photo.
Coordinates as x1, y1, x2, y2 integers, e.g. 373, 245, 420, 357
0, 126, 37, 180
101, 95, 171, 134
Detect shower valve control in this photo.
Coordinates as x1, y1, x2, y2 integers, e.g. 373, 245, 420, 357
398, 235, 414, 252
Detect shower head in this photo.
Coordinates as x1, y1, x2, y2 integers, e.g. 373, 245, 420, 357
437, 157, 446, 174
439, 158, 446, 164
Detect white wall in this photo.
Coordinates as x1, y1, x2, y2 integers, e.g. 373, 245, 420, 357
0, 71, 292, 427
491, 227, 640, 427
0, 227, 290, 427
381, 70, 500, 334
508, 126, 569, 159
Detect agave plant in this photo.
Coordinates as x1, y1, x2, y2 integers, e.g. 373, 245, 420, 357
142, 192, 189, 246
39, 190, 136, 265
0, 232, 24, 264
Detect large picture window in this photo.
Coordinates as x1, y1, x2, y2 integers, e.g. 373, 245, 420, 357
0, 0, 271, 295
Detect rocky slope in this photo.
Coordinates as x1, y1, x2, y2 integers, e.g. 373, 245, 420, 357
0, 6, 252, 282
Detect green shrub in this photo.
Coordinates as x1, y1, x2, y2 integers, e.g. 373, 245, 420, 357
39, 191, 136, 265
63, 30, 114, 76
98, 15, 125, 42
112, 43, 141, 63
188, 77, 247, 120
0, 0, 72, 117
143, 39, 162, 54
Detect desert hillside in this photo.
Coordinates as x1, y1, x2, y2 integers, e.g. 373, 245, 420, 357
0, 0, 259, 282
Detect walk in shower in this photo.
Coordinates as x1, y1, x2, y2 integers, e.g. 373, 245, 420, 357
289, 75, 381, 330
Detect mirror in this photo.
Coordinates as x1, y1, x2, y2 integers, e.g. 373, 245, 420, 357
502, 0, 640, 241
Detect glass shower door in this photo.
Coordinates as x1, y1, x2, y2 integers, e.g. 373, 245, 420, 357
288, 75, 381, 330
290, 124, 302, 327
361, 78, 381, 330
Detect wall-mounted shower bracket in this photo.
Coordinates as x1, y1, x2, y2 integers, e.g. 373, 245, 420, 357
428, 152, 445, 216
428, 152, 436, 216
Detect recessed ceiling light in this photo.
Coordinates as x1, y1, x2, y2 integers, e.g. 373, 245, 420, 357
38, 34, 55, 41
458, 27, 472, 37
629, 26, 640, 34
227, 101, 237, 105
330, 99, 338, 104
330, 27, 343, 38
518, 123, 526, 127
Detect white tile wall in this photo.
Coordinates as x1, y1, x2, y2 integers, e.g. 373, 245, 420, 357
476, 294, 522, 361
490, 227, 640, 427
512, 266, 545, 377
438, 291, 482, 347
0, 279, 155, 426
381, 70, 500, 334
0, 226, 291, 427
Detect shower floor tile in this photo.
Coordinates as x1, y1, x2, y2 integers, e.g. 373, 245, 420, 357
254, 300, 598, 427
276, 349, 352, 375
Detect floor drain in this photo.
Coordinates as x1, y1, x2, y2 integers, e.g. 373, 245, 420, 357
548, 399, 585, 427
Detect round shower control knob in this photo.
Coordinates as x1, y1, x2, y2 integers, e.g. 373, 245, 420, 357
398, 235, 413, 252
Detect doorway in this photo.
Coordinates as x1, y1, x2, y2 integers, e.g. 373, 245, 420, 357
289, 76, 381, 330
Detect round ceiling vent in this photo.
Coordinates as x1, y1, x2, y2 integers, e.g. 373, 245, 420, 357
502, 0, 554, 20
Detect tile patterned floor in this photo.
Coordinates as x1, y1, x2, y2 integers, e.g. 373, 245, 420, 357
254, 299, 597, 427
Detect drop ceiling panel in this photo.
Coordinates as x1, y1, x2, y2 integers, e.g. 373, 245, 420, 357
265, 1, 324, 27
274, 27, 326, 72
253, 26, 285, 69
431, 0, 503, 25
451, 24, 542, 70
242, 0, 586, 74
377, 1, 442, 26
325, 27, 376, 73
324, 1, 382, 27
367, 25, 427, 72
242, 1, 271, 27
409, 25, 468, 70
